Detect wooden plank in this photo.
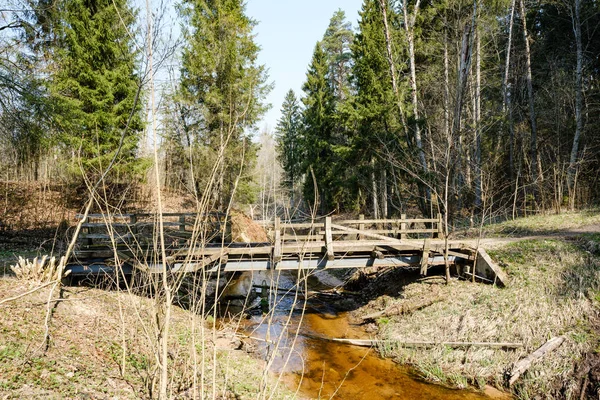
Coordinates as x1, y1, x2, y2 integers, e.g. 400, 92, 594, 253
329, 223, 421, 250
282, 234, 324, 241
337, 218, 438, 225
281, 222, 325, 229
77, 213, 133, 219
324, 217, 335, 261
357, 229, 438, 234
507, 337, 564, 386
475, 248, 509, 286
79, 233, 133, 240
81, 223, 130, 228
420, 238, 431, 276
446, 250, 475, 261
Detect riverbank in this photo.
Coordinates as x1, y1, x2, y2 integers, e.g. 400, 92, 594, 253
0, 276, 296, 399
348, 211, 600, 398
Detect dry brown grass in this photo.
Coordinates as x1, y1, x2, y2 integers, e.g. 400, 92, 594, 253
0, 276, 295, 399
367, 238, 600, 398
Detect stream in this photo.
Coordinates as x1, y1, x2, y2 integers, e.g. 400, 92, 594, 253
221, 271, 506, 400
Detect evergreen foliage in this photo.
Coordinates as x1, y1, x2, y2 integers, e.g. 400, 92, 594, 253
300, 44, 337, 211
48, 0, 144, 177
179, 0, 270, 208
275, 89, 302, 192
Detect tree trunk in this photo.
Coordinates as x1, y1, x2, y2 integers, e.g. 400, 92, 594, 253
474, 26, 482, 210
444, 29, 450, 146
503, 0, 517, 181
567, 0, 583, 208
452, 6, 476, 206
519, 0, 539, 205
379, 0, 409, 139
371, 157, 379, 219
402, 0, 430, 213
382, 168, 388, 218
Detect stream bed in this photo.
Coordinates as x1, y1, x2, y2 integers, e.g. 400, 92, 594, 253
223, 271, 507, 399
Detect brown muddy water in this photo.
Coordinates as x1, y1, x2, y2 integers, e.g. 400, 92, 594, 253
222, 271, 508, 400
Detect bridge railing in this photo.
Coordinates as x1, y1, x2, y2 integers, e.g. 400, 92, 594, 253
262, 214, 444, 243
73, 212, 228, 250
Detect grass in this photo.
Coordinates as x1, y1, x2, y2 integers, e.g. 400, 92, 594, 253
0, 277, 296, 399
369, 222, 600, 398
482, 209, 600, 237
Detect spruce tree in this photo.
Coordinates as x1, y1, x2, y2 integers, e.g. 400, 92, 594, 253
321, 10, 354, 102
275, 89, 302, 193
49, 0, 143, 176
179, 0, 270, 208
301, 43, 337, 211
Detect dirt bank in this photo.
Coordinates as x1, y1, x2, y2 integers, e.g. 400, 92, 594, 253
345, 214, 600, 398
0, 276, 294, 399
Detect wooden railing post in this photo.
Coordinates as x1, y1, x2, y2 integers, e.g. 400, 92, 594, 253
324, 216, 334, 261
273, 217, 282, 264
420, 238, 431, 276
437, 213, 443, 239
83, 215, 92, 246
400, 214, 407, 240
130, 214, 138, 236
179, 215, 186, 232
358, 214, 364, 240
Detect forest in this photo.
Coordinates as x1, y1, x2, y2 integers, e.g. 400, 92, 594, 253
1, 0, 599, 221
2, 1, 600, 398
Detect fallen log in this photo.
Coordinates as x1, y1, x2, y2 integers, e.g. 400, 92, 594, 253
361, 295, 443, 321
506, 336, 565, 387
302, 334, 523, 349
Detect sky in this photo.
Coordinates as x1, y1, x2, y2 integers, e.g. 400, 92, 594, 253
244, 0, 364, 133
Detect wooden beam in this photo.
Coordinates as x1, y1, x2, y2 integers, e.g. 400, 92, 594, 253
507, 337, 564, 386
476, 248, 509, 286
324, 217, 335, 261
371, 250, 385, 259
329, 223, 421, 250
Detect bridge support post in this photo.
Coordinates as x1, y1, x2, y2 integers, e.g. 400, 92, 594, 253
420, 238, 431, 276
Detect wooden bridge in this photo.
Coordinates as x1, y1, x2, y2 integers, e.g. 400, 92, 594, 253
66, 212, 506, 285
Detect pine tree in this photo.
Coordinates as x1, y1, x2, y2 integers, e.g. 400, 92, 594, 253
275, 89, 302, 193
179, 0, 270, 208
49, 0, 144, 177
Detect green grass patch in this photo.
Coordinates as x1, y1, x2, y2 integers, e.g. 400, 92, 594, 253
482, 209, 600, 236
374, 234, 600, 397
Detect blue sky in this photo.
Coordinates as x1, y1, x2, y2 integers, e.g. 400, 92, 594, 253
245, 0, 364, 133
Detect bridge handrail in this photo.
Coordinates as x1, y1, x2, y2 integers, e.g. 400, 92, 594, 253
266, 214, 444, 241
